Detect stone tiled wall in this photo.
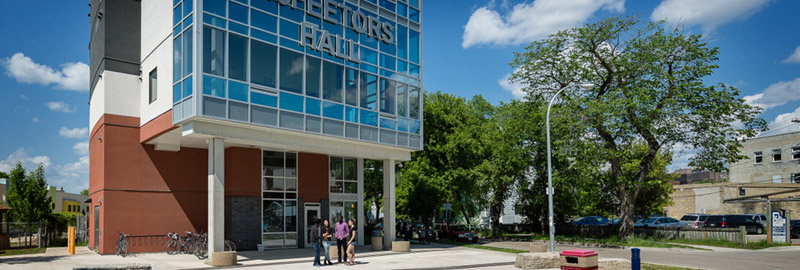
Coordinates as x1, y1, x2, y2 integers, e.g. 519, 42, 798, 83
225, 196, 261, 251
666, 183, 800, 219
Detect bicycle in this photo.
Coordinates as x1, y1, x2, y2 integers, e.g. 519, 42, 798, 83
116, 232, 131, 257
192, 233, 236, 260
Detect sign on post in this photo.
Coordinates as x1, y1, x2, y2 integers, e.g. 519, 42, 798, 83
771, 211, 787, 243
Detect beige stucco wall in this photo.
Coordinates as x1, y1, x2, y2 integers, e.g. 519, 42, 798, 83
730, 132, 800, 183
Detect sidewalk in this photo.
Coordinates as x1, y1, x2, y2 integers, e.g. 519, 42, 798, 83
0, 243, 518, 270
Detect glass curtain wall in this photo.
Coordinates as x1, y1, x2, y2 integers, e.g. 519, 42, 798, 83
172, 0, 195, 123
329, 156, 358, 223
187, 0, 423, 149
262, 151, 298, 248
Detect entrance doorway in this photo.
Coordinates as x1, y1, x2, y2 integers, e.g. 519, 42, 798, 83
304, 204, 320, 248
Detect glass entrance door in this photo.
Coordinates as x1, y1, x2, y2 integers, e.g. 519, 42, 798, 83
304, 204, 320, 248
330, 206, 344, 224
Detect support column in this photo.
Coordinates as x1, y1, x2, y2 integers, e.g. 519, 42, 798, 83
382, 159, 396, 249
208, 138, 225, 259
357, 158, 365, 245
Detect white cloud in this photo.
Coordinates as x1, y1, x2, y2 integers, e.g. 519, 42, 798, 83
46, 101, 77, 113
72, 141, 89, 156
783, 45, 800, 64
462, 0, 625, 48
651, 0, 769, 32
19, 94, 28, 100
1, 53, 89, 91
0, 148, 89, 193
59, 127, 89, 139
498, 70, 527, 99
32, 117, 40, 123
0, 148, 52, 172
758, 106, 800, 137
743, 77, 800, 110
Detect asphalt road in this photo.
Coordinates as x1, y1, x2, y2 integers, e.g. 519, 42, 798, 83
484, 241, 800, 270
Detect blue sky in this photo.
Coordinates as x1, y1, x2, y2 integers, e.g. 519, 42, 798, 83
1, 0, 800, 192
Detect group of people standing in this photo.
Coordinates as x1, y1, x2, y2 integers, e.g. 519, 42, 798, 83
310, 216, 357, 267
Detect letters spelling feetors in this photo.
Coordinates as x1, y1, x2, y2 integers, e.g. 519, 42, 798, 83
271, 0, 395, 63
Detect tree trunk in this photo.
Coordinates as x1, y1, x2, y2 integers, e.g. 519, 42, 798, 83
490, 200, 503, 236
618, 185, 635, 240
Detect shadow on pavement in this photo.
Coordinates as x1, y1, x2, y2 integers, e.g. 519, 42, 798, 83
0, 255, 64, 265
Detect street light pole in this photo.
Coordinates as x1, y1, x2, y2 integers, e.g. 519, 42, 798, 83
546, 83, 594, 253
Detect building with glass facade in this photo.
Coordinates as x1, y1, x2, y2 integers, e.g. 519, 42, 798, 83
86, 0, 422, 257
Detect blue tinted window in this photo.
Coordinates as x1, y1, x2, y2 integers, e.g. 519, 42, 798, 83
360, 47, 377, 65
380, 54, 395, 70
279, 92, 304, 113
409, 0, 419, 8
380, 78, 395, 114
323, 101, 344, 120
204, 0, 226, 17
229, 21, 248, 35
397, 2, 407, 17
279, 48, 303, 93
173, 82, 182, 102
229, 34, 247, 81
397, 83, 406, 117
380, 69, 394, 78
380, 118, 397, 130
409, 86, 419, 119
306, 98, 321, 115
251, 40, 277, 87
306, 57, 321, 97
361, 32, 377, 49
280, 4, 304, 23
184, 0, 193, 18
203, 26, 226, 76
322, 61, 343, 102
204, 14, 226, 29
360, 109, 378, 126
251, 0, 277, 14
397, 60, 407, 74
183, 14, 193, 30
173, 35, 182, 82
360, 73, 377, 110
361, 64, 378, 74
398, 118, 409, 132
251, 91, 278, 107
280, 37, 304, 53
397, 25, 407, 60
380, 0, 395, 11
183, 76, 193, 98
345, 68, 358, 106
174, 4, 182, 26
203, 75, 226, 97
229, 80, 248, 101
409, 64, 420, 78
409, 30, 419, 64
410, 120, 421, 134
322, 21, 343, 37
252, 28, 277, 43
409, 7, 419, 23
229, 1, 248, 23
251, 9, 277, 33
345, 106, 358, 123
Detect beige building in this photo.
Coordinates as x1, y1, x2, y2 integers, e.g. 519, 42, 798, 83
667, 131, 800, 219
730, 131, 800, 184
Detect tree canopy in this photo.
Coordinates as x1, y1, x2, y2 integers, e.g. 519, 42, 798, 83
510, 16, 766, 238
6, 162, 54, 223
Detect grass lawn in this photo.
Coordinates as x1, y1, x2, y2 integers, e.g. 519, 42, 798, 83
0, 247, 46, 257
486, 232, 788, 250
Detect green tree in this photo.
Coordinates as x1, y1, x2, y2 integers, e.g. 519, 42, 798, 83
363, 159, 383, 225
80, 189, 89, 196
398, 92, 493, 225
0, 171, 8, 179
510, 17, 765, 238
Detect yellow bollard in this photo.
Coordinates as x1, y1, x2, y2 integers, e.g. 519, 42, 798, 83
68, 226, 76, 255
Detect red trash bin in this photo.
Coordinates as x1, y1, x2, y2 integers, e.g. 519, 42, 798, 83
559, 249, 598, 270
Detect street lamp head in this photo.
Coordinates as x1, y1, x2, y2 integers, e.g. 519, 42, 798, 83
579, 83, 596, 90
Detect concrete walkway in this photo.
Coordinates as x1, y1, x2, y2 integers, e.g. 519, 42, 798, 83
0, 244, 518, 270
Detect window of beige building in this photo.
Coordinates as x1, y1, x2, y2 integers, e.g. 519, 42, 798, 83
754, 151, 763, 164
772, 149, 782, 162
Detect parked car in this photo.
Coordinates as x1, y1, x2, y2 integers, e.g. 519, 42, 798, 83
633, 217, 686, 228
572, 216, 610, 226
791, 220, 799, 239
744, 214, 768, 228
704, 215, 765, 234
680, 214, 710, 228
446, 225, 479, 243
